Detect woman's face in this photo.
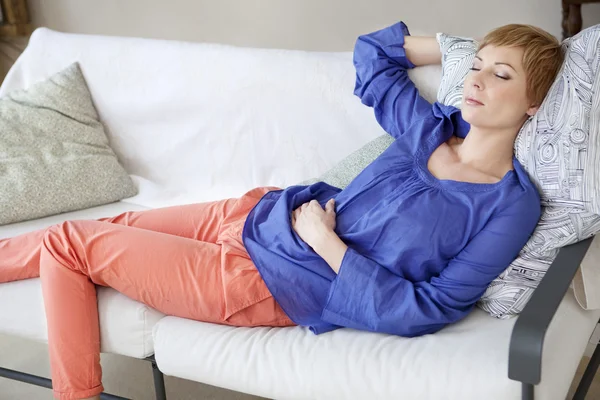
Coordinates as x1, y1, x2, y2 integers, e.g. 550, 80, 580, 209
461, 45, 539, 132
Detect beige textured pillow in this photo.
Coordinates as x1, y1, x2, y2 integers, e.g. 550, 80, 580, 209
0, 63, 137, 225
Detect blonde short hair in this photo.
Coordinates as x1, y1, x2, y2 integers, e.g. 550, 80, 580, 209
479, 24, 564, 106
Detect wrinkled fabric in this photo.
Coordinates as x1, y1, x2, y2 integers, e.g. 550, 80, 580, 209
243, 21, 541, 337
0, 187, 294, 399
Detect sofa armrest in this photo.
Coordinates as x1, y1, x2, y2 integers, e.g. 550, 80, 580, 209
508, 237, 594, 385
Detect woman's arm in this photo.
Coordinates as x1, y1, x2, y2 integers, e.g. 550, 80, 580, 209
312, 229, 347, 273
404, 36, 442, 66
319, 197, 541, 337
353, 21, 436, 139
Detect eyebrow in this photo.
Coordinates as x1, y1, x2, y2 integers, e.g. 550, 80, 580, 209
474, 55, 519, 74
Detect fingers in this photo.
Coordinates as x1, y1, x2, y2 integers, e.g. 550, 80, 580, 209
299, 200, 320, 213
301, 199, 336, 212
326, 198, 335, 214
292, 202, 307, 225
292, 199, 337, 231
295, 199, 335, 218
308, 200, 320, 209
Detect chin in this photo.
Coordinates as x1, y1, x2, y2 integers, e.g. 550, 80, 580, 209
460, 106, 480, 125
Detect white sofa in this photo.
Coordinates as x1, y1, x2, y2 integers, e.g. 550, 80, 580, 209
1, 27, 599, 400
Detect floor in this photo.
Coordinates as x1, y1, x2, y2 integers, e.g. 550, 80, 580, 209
0, 333, 597, 400
567, 356, 599, 400
0, 334, 266, 400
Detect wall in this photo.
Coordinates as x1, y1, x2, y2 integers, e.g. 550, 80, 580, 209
25, 0, 600, 50
1, 1, 600, 81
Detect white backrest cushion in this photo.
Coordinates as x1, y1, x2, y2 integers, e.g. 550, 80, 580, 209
1, 28, 442, 207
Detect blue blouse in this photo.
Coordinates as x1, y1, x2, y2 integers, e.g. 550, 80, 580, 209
242, 21, 541, 337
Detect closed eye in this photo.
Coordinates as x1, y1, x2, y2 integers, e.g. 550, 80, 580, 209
469, 67, 509, 80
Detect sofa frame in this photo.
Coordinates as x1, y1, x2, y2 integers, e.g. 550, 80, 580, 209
0, 355, 166, 400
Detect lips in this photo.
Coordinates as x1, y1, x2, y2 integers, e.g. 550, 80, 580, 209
465, 97, 484, 106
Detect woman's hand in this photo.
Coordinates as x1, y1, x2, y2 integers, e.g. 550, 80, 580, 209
291, 199, 336, 249
291, 198, 348, 273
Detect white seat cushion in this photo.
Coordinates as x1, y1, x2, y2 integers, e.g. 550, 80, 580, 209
153, 289, 600, 400
0, 201, 166, 358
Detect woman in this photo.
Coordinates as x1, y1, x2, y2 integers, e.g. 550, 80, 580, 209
0, 21, 563, 400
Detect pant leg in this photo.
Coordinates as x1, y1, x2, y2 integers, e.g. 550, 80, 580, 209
0, 202, 229, 285
35, 187, 291, 399
96, 199, 239, 242
0, 187, 276, 284
41, 218, 293, 400
0, 227, 46, 283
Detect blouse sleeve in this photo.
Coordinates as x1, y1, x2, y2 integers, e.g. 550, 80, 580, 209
353, 21, 433, 140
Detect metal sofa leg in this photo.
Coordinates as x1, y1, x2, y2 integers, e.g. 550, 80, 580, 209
573, 343, 600, 399
1, 354, 168, 399
146, 355, 167, 400
0, 366, 130, 399
520, 342, 600, 400
522, 382, 534, 400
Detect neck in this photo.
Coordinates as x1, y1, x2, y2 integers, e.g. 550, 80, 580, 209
457, 124, 519, 174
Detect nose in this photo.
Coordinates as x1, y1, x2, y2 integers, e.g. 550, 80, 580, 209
470, 71, 484, 91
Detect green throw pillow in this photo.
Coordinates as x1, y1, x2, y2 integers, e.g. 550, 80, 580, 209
299, 135, 394, 188
0, 63, 137, 225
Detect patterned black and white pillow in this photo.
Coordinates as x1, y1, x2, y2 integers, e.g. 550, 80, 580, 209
436, 33, 479, 108
436, 25, 600, 318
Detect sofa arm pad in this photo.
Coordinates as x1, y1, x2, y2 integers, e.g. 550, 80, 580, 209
508, 237, 594, 384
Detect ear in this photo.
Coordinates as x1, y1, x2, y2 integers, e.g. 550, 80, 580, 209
526, 104, 539, 117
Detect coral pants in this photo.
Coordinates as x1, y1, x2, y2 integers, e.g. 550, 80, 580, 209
0, 187, 295, 400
